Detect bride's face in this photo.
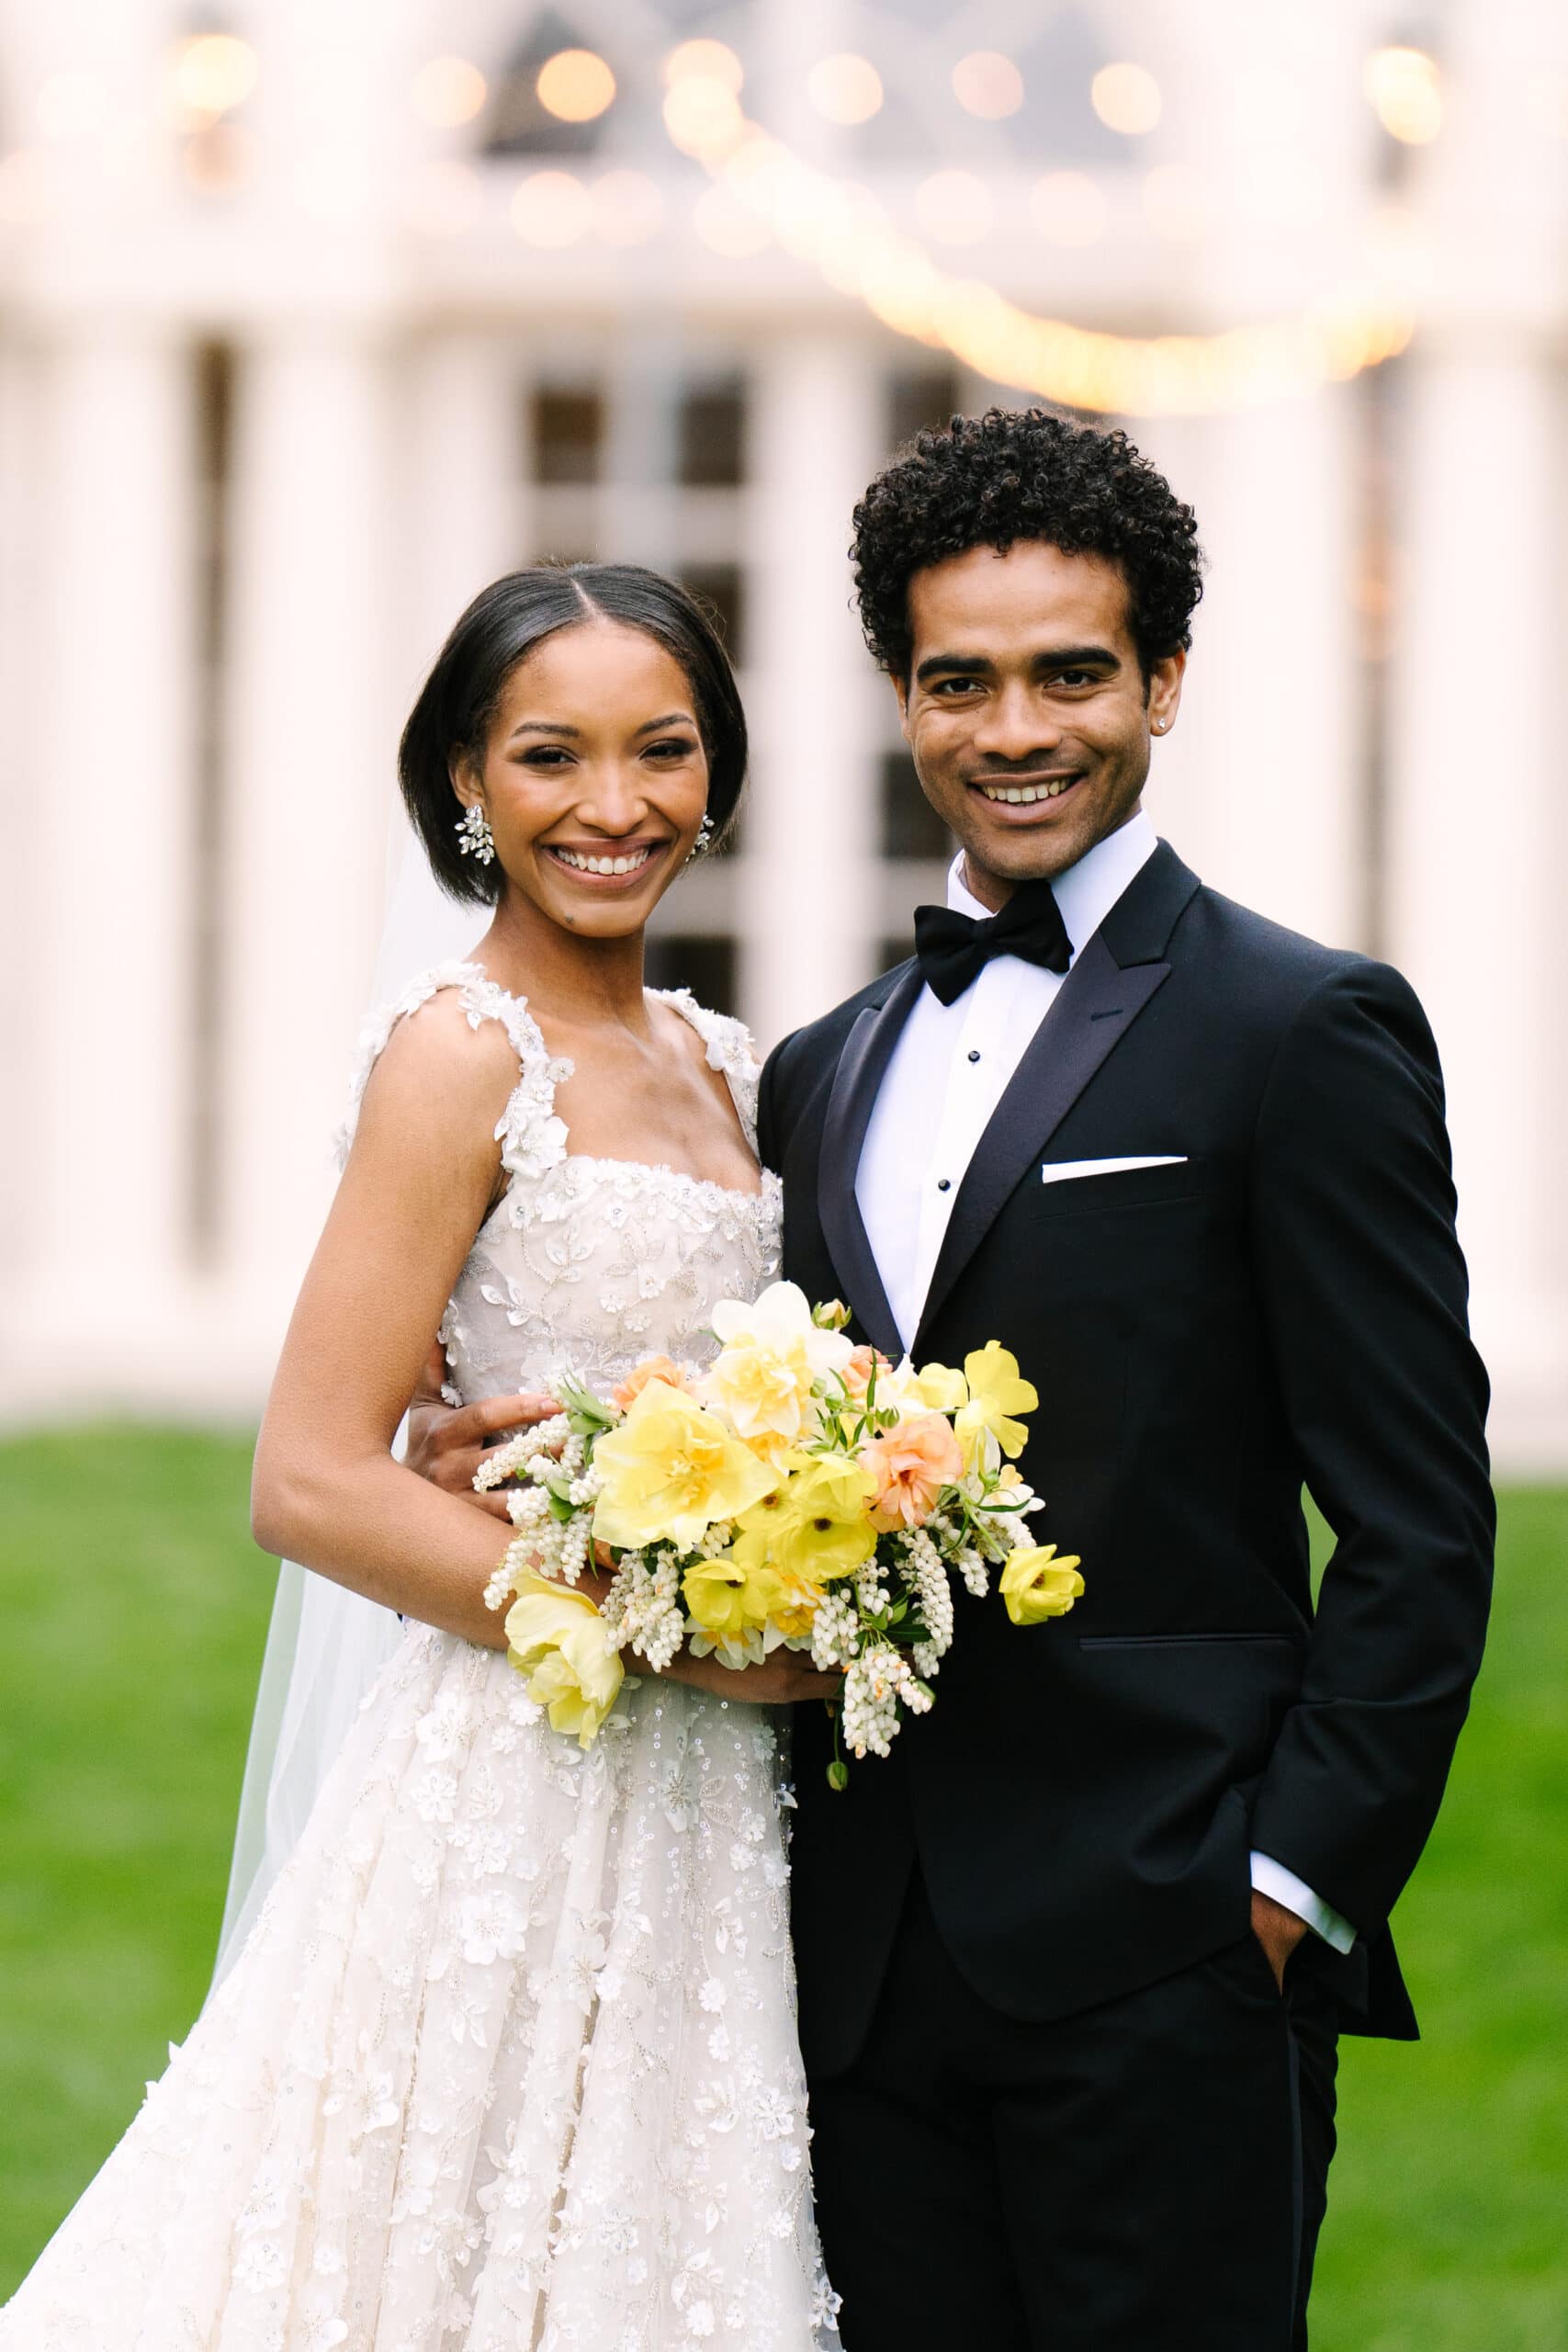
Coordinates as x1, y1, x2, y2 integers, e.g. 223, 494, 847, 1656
457, 618, 711, 937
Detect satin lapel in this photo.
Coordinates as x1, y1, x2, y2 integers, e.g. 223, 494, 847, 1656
914, 932, 1171, 1348
816, 963, 923, 1362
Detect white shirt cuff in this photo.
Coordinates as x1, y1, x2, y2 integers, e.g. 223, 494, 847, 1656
1249, 1850, 1357, 1954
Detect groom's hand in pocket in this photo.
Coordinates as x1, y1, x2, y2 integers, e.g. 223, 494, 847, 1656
1250, 1888, 1310, 1992
404, 1340, 561, 1521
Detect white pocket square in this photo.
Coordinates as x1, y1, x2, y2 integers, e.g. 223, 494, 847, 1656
1040, 1155, 1188, 1185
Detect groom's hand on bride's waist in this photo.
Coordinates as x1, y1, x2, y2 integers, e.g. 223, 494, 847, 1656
405, 1340, 561, 1523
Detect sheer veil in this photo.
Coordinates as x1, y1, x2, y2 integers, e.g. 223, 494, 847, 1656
211, 825, 485, 1987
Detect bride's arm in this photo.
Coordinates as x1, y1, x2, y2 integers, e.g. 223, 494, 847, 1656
251, 999, 522, 1650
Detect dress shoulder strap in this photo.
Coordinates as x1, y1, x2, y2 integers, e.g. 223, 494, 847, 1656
336, 960, 575, 1181
655, 989, 764, 1155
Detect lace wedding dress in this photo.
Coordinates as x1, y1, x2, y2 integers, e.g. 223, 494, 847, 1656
2, 965, 840, 2352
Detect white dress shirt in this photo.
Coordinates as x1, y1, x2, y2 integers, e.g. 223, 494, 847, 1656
853, 809, 1355, 1955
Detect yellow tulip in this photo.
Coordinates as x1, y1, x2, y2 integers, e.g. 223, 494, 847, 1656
956, 1341, 1039, 1464
504, 1574, 626, 1747
732, 1453, 876, 1588
682, 1554, 793, 1642
592, 1379, 775, 1552
998, 1544, 1084, 1626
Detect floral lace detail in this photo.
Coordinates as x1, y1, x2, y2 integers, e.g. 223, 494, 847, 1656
337, 959, 572, 1183
2, 977, 835, 2352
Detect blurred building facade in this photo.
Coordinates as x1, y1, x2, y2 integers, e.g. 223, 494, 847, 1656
1, 0, 1565, 1466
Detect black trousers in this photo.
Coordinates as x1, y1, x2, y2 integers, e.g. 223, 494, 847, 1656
808, 1874, 1339, 2352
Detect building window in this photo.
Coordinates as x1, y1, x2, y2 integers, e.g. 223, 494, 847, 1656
531, 386, 604, 484
886, 367, 963, 454
880, 748, 951, 860
678, 376, 746, 487
681, 561, 746, 666
645, 933, 738, 1015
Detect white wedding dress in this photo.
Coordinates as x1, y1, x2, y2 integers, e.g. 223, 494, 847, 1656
2, 965, 840, 2352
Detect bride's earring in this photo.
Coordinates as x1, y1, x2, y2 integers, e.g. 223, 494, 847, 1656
456, 803, 495, 865
687, 811, 716, 863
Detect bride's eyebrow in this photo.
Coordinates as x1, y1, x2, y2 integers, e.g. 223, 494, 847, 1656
507, 718, 581, 740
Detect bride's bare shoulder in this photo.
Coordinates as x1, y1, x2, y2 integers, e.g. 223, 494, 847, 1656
350, 982, 520, 1165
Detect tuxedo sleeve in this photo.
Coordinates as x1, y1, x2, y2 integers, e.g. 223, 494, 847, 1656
1247, 959, 1494, 1937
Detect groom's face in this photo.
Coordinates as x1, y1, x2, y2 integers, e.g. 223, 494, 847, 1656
895, 540, 1183, 905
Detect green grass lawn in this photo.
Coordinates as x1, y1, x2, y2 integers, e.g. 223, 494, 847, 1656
1, 1429, 1563, 2344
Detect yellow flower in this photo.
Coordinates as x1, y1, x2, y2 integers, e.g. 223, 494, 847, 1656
504, 1573, 625, 1747
592, 1379, 775, 1552
998, 1544, 1084, 1626
701, 1281, 854, 1453
682, 1554, 793, 1643
733, 1453, 876, 1588
955, 1341, 1038, 1464
913, 1361, 969, 1413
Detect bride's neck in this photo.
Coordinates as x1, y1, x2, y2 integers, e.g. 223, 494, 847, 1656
476, 888, 650, 1031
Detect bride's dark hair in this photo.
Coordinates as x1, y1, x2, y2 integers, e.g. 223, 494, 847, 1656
400, 562, 748, 905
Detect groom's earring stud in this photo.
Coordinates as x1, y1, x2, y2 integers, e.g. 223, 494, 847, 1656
456, 803, 495, 865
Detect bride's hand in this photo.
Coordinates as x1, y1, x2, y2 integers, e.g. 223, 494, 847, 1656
404, 1340, 561, 1523
658, 1648, 845, 1705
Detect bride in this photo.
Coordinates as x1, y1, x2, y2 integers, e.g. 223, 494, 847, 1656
2, 564, 842, 2350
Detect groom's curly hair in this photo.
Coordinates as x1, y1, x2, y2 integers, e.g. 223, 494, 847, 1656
851, 407, 1203, 681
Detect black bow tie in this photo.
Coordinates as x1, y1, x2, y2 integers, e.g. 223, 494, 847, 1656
913, 879, 1073, 1006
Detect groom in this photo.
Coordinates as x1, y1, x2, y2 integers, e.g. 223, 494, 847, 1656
758, 409, 1493, 2349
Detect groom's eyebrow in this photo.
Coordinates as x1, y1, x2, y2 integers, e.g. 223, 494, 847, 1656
914, 644, 1121, 683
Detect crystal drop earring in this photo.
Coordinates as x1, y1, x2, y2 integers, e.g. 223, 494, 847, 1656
687, 811, 716, 862
456, 804, 495, 865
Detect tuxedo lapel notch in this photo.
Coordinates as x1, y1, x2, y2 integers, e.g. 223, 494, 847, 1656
913, 844, 1199, 1350
817, 964, 921, 1363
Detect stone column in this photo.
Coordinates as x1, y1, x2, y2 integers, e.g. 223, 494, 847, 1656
219, 334, 395, 1317
739, 334, 885, 1050
31, 332, 198, 1319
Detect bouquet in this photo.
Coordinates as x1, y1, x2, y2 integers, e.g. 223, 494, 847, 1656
479, 1283, 1082, 1785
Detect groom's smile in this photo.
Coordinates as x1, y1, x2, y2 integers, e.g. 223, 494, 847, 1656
893, 539, 1184, 907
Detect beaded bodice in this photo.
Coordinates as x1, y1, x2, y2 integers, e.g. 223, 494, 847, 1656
341, 961, 784, 1408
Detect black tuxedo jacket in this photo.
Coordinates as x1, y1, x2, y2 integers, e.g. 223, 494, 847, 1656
758, 842, 1494, 2075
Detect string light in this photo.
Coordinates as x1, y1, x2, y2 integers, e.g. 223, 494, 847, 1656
656, 66, 1415, 415
592, 170, 664, 246
952, 52, 1023, 121
807, 54, 884, 127
512, 169, 592, 247
412, 56, 487, 130
1364, 48, 1442, 145
1031, 171, 1106, 247
173, 33, 258, 120
1091, 62, 1162, 136
536, 50, 615, 125
663, 40, 743, 96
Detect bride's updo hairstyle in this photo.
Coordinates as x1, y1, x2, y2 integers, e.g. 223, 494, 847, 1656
400, 562, 748, 904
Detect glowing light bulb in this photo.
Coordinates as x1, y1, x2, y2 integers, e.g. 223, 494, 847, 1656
511, 170, 592, 247
663, 40, 743, 96
807, 54, 883, 127
952, 52, 1023, 121
663, 76, 743, 160
174, 33, 258, 120
1364, 48, 1442, 145
536, 50, 615, 125
592, 170, 664, 247
1031, 172, 1107, 247
1091, 62, 1161, 137
412, 56, 487, 130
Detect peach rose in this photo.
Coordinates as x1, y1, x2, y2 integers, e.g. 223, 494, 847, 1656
611, 1354, 691, 1412
841, 1345, 894, 1404
860, 1411, 964, 1532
